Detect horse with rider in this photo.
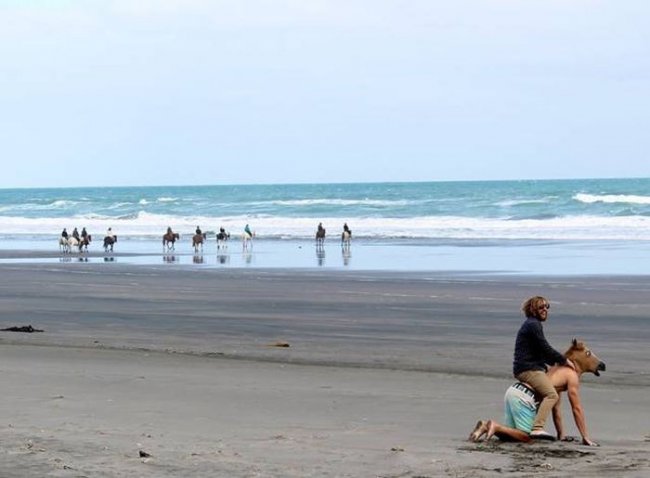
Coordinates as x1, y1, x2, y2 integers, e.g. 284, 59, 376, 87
59, 227, 91, 253
341, 223, 351, 247
216, 227, 230, 248
192, 226, 207, 252
163, 227, 180, 251
103, 227, 117, 252
316, 222, 326, 246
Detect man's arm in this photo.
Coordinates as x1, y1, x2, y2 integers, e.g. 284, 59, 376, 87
566, 373, 599, 446
551, 394, 565, 440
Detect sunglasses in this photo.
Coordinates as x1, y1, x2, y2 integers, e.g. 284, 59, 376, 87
538, 304, 550, 310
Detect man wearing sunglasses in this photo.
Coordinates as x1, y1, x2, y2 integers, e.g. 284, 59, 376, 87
512, 296, 575, 440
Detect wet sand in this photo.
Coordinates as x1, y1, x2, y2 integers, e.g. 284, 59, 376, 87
0, 259, 649, 476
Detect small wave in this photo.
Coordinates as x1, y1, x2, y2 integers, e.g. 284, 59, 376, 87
0, 200, 79, 212
50, 200, 76, 208
157, 197, 177, 202
139, 199, 149, 205
574, 193, 650, 205
497, 198, 552, 207
116, 213, 140, 220
506, 213, 559, 220
106, 202, 134, 210
247, 198, 422, 207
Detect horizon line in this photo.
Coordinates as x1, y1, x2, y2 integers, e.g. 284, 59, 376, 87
1, 176, 649, 191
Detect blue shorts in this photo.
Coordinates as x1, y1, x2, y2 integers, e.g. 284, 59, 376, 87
503, 382, 538, 433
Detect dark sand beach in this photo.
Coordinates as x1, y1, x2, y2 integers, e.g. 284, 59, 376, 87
1, 257, 649, 476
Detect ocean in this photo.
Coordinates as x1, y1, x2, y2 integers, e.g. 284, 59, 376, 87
1, 178, 649, 273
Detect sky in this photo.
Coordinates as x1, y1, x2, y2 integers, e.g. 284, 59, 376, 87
1, 0, 648, 188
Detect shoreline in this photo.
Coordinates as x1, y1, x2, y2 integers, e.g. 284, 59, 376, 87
2, 237, 650, 275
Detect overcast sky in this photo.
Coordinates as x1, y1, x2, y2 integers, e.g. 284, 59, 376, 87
1, 1, 648, 188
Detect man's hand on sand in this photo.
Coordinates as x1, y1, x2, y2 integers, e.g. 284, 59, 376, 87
561, 436, 598, 446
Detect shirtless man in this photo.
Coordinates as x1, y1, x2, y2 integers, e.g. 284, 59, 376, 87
469, 339, 605, 446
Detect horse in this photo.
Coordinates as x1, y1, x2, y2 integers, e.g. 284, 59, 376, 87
216, 230, 230, 249
341, 230, 351, 247
316, 227, 326, 246
78, 234, 92, 253
192, 233, 207, 253
103, 235, 117, 252
242, 231, 254, 250
67, 236, 80, 252
58, 237, 70, 254
163, 232, 180, 251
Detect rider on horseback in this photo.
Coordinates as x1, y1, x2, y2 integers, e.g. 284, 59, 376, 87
72, 227, 80, 241
217, 227, 229, 240
195, 226, 202, 236
341, 223, 352, 245
81, 227, 88, 240
61, 228, 68, 239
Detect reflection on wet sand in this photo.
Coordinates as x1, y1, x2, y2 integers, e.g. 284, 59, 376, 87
316, 245, 326, 266
163, 254, 178, 264
193, 254, 204, 264
103, 257, 115, 262
341, 244, 351, 266
243, 251, 253, 265
217, 254, 229, 265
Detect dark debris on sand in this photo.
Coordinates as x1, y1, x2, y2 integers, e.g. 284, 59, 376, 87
1, 325, 44, 333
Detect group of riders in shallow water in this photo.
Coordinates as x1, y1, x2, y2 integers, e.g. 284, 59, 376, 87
60, 222, 353, 254
60, 227, 115, 253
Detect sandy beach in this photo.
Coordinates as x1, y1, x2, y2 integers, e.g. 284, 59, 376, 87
1, 258, 649, 477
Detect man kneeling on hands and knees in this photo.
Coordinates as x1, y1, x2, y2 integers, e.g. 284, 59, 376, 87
469, 339, 605, 446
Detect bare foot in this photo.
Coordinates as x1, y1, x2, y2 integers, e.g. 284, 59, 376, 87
468, 420, 488, 442
485, 420, 498, 440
